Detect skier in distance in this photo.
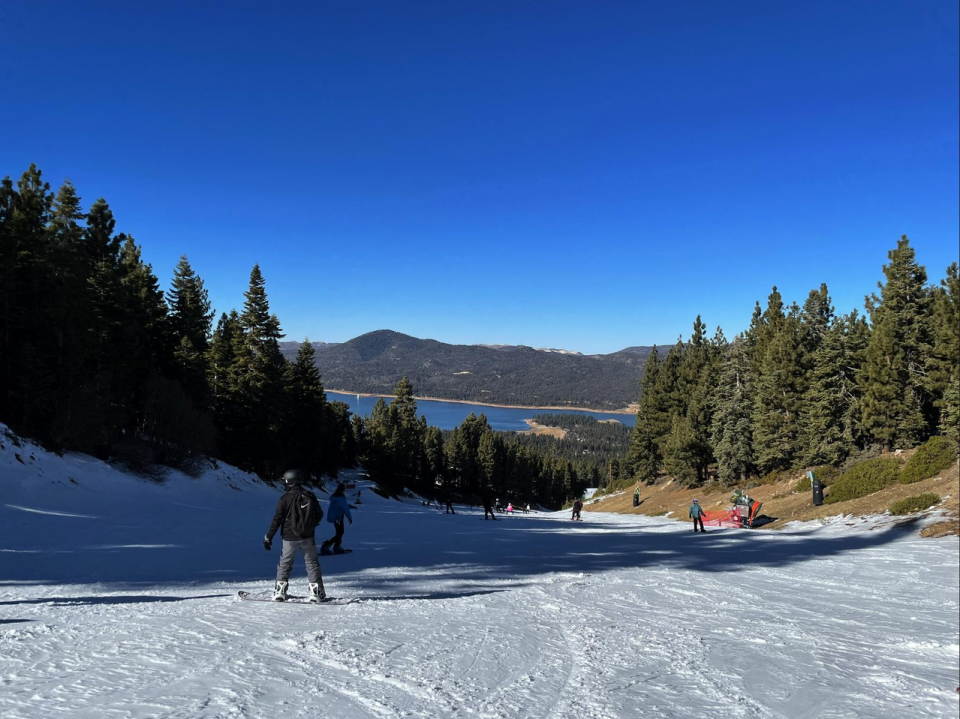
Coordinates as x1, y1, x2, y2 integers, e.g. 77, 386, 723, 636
483, 491, 498, 520
689, 498, 707, 533
263, 469, 325, 602
571, 498, 583, 521
320, 482, 354, 555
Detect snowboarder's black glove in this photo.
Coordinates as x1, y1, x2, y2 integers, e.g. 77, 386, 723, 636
263, 536, 272, 551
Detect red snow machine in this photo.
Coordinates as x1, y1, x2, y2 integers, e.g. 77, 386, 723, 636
729, 489, 762, 528
702, 489, 763, 529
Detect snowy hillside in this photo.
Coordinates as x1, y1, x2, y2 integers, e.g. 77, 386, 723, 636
1, 425, 958, 718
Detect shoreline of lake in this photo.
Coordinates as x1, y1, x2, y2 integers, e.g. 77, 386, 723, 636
325, 388, 636, 415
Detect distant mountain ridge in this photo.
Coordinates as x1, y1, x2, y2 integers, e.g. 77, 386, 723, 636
280, 330, 653, 411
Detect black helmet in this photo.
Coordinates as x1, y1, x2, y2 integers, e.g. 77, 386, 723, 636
282, 470, 303, 487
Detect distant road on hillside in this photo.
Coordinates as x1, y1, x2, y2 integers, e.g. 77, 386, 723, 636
280, 330, 653, 411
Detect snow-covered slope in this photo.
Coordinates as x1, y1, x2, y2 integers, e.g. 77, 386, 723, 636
1, 426, 958, 718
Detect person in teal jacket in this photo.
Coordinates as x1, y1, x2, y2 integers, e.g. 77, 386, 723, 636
689, 498, 707, 533
320, 482, 354, 555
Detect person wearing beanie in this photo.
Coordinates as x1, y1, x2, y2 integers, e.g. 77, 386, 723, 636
263, 470, 325, 602
689, 498, 707, 533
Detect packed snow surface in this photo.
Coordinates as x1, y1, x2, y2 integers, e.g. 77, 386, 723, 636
1, 428, 958, 718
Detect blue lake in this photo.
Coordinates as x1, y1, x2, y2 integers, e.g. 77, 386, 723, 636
326, 392, 636, 432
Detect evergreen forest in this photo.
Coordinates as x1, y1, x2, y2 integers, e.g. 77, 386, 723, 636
624, 243, 959, 487
2, 165, 957, 507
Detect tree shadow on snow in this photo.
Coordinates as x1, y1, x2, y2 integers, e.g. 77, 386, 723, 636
0, 618, 34, 624
0, 502, 930, 594
320, 510, 928, 597
0, 593, 229, 607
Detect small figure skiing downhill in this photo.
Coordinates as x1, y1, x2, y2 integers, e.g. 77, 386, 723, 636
571, 498, 583, 521
483, 492, 498, 520
263, 470, 325, 602
689, 498, 707, 533
321, 482, 354, 555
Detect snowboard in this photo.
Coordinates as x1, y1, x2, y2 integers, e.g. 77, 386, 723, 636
237, 590, 359, 606
320, 548, 353, 556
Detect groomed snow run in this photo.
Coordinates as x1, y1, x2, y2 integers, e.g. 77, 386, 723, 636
1, 426, 958, 718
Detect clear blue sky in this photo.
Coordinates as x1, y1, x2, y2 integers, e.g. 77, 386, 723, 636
3, 1, 957, 353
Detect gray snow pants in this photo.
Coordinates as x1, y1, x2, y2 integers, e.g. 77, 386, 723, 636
276, 538, 322, 585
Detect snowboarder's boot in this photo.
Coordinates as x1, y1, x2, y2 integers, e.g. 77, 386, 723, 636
308, 582, 326, 603
319, 545, 333, 556
273, 581, 289, 602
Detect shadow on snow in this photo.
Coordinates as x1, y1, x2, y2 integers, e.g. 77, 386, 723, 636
0, 497, 924, 599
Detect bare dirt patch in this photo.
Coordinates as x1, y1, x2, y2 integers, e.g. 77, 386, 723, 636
521, 420, 566, 439
587, 460, 959, 536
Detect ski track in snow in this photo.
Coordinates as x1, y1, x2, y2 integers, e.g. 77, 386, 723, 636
1, 429, 958, 718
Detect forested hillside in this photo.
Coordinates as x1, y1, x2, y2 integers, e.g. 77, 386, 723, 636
0, 164, 633, 507
624, 237, 959, 487
280, 330, 652, 410
2, 164, 955, 510
0, 165, 354, 482
510, 413, 632, 484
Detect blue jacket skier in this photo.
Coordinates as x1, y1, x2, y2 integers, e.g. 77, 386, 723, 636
689, 498, 707, 533
321, 482, 354, 555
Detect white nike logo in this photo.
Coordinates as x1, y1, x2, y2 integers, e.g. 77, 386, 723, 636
301, 503, 309, 509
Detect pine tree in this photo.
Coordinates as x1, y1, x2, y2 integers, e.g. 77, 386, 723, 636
281, 339, 329, 482
928, 263, 959, 433
47, 180, 90, 368
389, 377, 426, 489
752, 288, 804, 473
862, 237, 932, 449
662, 415, 702, 487
942, 382, 960, 449
327, 401, 356, 471
478, 430, 505, 492
800, 284, 834, 358
119, 235, 171, 377
625, 346, 663, 482
424, 425, 446, 484
798, 310, 868, 466
649, 338, 684, 463
44, 180, 94, 443
209, 311, 239, 413
711, 337, 755, 482
226, 265, 289, 474
677, 317, 721, 483
167, 255, 213, 406
84, 198, 124, 373
0, 166, 53, 434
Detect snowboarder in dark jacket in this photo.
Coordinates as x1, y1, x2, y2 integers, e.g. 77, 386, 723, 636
264, 470, 325, 602
320, 482, 353, 555
572, 499, 583, 521
483, 492, 497, 520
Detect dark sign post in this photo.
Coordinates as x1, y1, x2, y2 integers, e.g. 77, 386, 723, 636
809, 470, 824, 506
